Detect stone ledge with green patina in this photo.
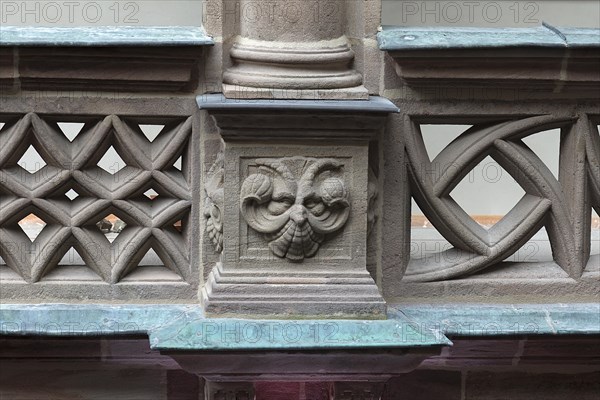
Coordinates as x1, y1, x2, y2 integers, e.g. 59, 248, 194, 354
393, 303, 600, 336
3, 304, 598, 351
0, 304, 200, 336
378, 23, 600, 50
0, 26, 213, 46
149, 316, 450, 351
0, 305, 448, 350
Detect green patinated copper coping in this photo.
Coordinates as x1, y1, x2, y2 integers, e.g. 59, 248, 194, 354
0, 26, 213, 46
378, 23, 600, 51
0, 304, 198, 336
2, 304, 599, 351
393, 304, 600, 336
0, 304, 449, 351
149, 316, 449, 351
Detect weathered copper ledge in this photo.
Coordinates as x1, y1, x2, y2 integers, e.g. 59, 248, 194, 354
0, 26, 213, 93
378, 24, 600, 96
0, 26, 213, 47
2, 304, 599, 343
2, 303, 598, 381
377, 24, 600, 51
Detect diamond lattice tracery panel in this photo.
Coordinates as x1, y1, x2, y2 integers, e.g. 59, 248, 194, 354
0, 113, 193, 288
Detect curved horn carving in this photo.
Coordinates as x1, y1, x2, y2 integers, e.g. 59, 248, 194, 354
301, 159, 342, 182
240, 173, 290, 234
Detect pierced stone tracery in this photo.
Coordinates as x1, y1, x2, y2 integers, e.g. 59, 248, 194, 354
0, 113, 193, 284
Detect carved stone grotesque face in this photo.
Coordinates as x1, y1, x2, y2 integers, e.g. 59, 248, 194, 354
240, 158, 350, 261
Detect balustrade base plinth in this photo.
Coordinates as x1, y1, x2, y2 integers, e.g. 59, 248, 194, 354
202, 263, 386, 320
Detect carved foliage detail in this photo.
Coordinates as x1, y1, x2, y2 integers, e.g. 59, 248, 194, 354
240, 158, 350, 261
204, 151, 224, 253
367, 166, 379, 237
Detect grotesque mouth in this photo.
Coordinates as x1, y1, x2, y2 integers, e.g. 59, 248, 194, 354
267, 217, 324, 261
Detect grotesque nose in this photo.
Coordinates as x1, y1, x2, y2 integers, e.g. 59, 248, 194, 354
289, 205, 308, 226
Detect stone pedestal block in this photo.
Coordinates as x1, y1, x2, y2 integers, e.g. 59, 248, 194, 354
198, 95, 398, 319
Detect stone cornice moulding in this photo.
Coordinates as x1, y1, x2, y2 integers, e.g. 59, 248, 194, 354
197, 94, 399, 142
197, 94, 400, 113
0, 26, 214, 93
378, 24, 600, 96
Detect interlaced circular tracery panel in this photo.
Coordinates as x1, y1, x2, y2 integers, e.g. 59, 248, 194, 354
0, 113, 192, 284
404, 115, 596, 282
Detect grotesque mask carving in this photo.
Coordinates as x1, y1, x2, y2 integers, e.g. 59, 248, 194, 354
240, 158, 350, 261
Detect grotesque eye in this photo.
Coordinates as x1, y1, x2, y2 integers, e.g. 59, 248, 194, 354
304, 197, 326, 217
267, 196, 293, 215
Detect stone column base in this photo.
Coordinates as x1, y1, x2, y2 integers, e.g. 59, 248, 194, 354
223, 36, 368, 100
